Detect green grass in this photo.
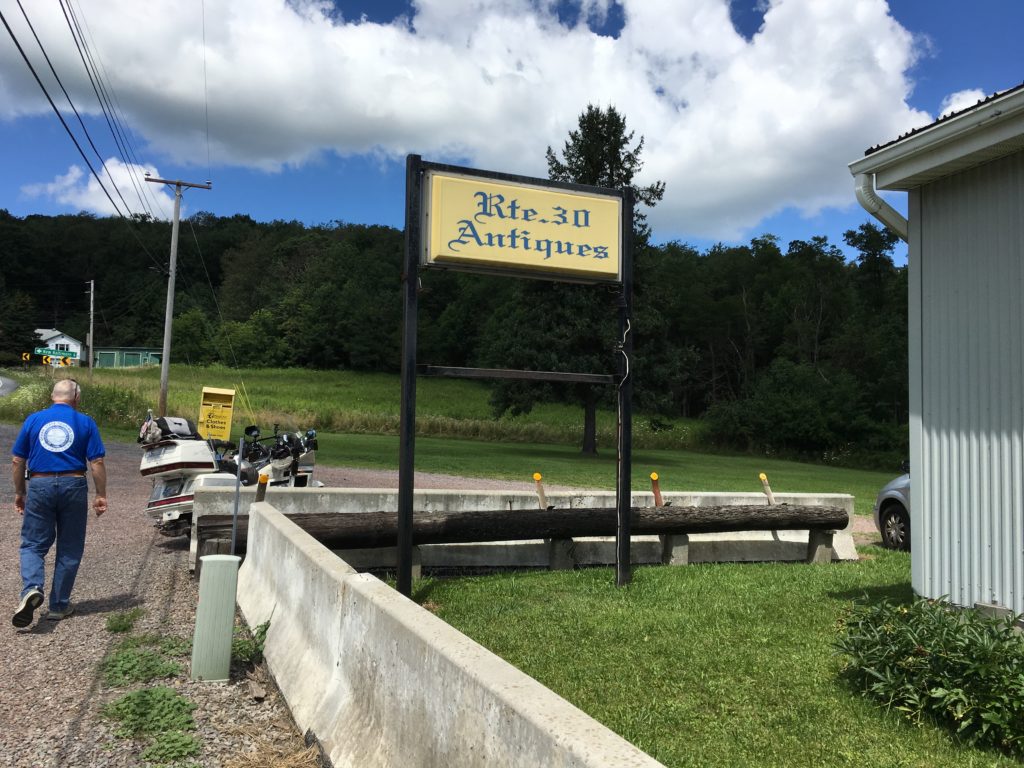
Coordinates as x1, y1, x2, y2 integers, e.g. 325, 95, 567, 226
316, 432, 891, 517
416, 549, 1016, 767
13, 364, 700, 449
1, 366, 895, 517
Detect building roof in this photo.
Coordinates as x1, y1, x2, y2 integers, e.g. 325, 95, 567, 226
34, 328, 83, 346
849, 82, 1024, 190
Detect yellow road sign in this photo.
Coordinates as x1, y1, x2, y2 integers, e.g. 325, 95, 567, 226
21, 352, 29, 361
41, 355, 52, 365
59, 356, 73, 366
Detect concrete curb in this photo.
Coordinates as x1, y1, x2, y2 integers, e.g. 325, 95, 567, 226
237, 502, 666, 768
199, 488, 856, 571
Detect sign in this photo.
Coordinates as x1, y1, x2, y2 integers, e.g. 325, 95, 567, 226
21, 353, 29, 361
198, 387, 235, 441
34, 347, 77, 358
41, 355, 53, 365
422, 168, 622, 283
59, 356, 73, 366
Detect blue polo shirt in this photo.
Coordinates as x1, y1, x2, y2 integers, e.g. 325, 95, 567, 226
12, 403, 105, 474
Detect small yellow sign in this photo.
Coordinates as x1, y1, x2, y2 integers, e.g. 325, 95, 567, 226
423, 170, 622, 282
198, 387, 235, 441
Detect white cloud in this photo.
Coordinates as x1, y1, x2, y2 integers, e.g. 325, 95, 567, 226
0, 0, 934, 238
939, 88, 986, 119
21, 158, 176, 219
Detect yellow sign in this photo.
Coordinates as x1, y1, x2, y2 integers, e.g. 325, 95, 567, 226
198, 387, 235, 441
423, 170, 622, 282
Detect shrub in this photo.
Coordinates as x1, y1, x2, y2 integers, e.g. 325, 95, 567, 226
835, 596, 1024, 756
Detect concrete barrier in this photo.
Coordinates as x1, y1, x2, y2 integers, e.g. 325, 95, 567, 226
237, 502, 665, 768
195, 487, 856, 571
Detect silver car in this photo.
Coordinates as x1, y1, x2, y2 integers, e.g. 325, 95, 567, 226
874, 471, 911, 551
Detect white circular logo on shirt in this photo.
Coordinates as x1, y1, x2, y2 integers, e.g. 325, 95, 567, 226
39, 421, 75, 453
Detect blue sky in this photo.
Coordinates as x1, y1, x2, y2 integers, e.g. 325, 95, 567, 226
1, 0, 1022, 262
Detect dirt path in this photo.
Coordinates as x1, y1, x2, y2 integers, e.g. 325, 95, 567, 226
0, 423, 586, 767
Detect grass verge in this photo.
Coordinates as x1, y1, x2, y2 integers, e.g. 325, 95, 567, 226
415, 549, 1017, 767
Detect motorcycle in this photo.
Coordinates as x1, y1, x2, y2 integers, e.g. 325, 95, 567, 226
139, 414, 319, 537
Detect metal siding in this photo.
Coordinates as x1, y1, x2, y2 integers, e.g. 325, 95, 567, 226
908, 190, 925, 592
916, 150, 1024, 613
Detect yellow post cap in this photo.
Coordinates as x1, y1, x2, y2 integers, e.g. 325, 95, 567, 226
758, 473, 767, 482
650, 472, 659, 481
533, 472, 542, 482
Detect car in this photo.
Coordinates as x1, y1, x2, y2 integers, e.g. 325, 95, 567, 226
874, 465, 911, 551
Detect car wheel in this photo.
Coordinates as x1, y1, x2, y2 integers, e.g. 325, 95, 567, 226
880, 503, 910, 551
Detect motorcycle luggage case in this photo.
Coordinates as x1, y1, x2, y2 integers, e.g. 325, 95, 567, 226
157, 416, 199, 439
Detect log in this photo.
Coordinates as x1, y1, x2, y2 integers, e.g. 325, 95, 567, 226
197, 504, 847, 554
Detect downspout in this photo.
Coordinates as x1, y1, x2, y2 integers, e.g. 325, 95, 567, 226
854, 173, 908, 242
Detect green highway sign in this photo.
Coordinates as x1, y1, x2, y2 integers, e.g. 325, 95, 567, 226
34, 347, 77, 358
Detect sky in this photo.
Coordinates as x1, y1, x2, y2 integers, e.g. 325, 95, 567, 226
0, 0, 1022, 261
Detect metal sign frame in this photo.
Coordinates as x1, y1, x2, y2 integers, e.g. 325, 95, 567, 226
398, 155, 635, 596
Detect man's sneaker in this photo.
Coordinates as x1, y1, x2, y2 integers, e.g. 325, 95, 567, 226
46, 603, 75, 621
12, 589, 43, 628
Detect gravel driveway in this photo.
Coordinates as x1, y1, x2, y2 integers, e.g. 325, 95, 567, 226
0, 421, 570, 767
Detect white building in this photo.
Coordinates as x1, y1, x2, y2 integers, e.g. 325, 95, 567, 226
34, 328, 83, 366
850, 83, 1024, 614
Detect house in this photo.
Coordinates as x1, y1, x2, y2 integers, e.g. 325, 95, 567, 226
34, 328, 83, 366
849, 82, 1024, 614
93, 347, 163, 368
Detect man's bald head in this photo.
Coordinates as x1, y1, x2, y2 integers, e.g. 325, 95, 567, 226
52, 379, 80, 405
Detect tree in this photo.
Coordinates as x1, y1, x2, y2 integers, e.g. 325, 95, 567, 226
546, 104, 665, 243
483, 105, 665, 454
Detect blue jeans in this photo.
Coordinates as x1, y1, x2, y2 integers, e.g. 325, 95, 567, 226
19, 476, 89, 610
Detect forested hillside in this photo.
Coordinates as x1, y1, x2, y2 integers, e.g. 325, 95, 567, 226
0, 208, 907, 464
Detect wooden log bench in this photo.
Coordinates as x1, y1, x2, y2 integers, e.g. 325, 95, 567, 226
196, 504, 847, 575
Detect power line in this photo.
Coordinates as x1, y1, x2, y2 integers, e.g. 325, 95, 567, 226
0, 7, 166, 273
65, 0, 166, 217
0, 8, 125, 217
59, 0, 155, 218
201, 0, 212, 183
14, 0, 137, 218
184, 216, 240, 367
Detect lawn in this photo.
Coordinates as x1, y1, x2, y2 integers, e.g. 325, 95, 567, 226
1, 366, 896, 517
315, 432, 891, 517
417, 549, 1017, 767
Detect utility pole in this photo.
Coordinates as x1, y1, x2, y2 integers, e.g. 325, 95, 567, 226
88, 279, 94, 381
145, 176, 211, 416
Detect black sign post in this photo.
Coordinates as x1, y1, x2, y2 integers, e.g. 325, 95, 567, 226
615, 187, 635, 587
397, 155, 634, 596
398, 154, 423, 598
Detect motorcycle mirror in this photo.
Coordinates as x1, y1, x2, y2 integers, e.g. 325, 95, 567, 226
245, 425, 261, 440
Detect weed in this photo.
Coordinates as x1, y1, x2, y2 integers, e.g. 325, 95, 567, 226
101, 686, 196, 738
101, 634, 188, 686
232, 621, 270, 666
140, 730, 201, 763
106, 607, 145, 633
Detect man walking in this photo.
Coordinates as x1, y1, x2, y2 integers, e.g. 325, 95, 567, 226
11, 379, 107, 628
